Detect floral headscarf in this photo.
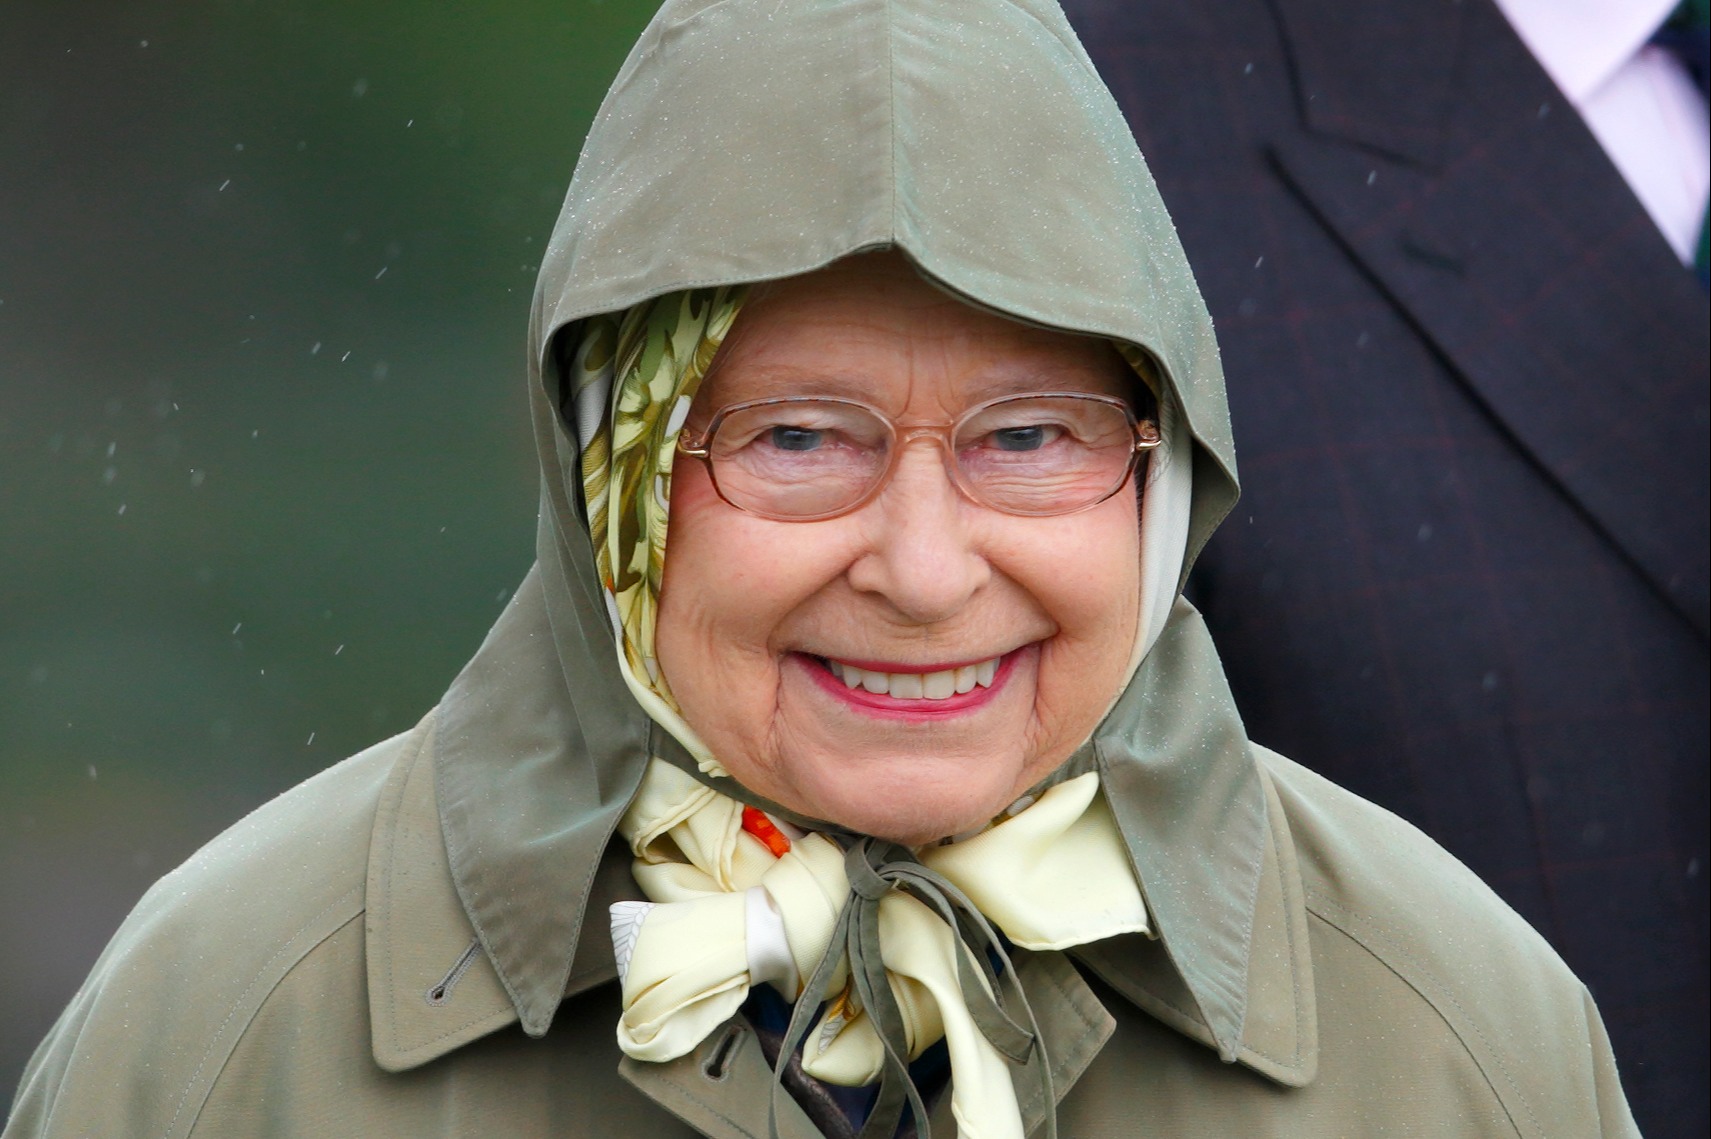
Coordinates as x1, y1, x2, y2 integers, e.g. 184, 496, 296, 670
569, 286, 746, 774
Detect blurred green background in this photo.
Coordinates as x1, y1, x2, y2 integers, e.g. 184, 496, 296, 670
0, 0, 662, 1106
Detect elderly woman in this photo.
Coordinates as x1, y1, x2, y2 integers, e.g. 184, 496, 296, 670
4, 2, 1637, 1138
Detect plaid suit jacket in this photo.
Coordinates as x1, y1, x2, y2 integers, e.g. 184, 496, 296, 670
1062, 0, 1710, 1134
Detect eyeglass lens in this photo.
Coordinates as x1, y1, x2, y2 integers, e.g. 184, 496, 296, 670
702, 395, 1139, 519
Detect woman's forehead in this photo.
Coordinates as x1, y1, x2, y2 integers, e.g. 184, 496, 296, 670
702, 254, 1131, 408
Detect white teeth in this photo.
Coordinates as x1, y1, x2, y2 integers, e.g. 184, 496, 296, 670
890, 673, 925, 699
827, 657, 1003, 700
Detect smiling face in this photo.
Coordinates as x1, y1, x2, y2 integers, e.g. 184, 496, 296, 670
655, 253, 1143, 844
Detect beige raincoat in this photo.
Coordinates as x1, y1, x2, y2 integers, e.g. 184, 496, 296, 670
4, 2, 1638, 1136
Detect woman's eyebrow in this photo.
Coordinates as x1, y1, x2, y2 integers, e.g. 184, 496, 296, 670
710, 365, 885, 399
716, 362, 1110, 401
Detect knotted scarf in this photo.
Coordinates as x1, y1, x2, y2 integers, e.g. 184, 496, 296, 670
612, 760, 1148, 1139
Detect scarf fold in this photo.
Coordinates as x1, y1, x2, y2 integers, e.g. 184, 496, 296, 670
611, 758, 1149, 1139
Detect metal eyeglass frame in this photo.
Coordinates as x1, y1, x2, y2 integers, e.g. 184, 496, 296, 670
675, 390, 1163, 522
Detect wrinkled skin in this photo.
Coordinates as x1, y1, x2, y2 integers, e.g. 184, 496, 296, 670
657, 253, 1142, 844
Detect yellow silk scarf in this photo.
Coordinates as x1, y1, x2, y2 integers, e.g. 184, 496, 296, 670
612, 760, 1148, 1139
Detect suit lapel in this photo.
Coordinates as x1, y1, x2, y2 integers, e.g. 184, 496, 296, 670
1269, 0, 1710, 638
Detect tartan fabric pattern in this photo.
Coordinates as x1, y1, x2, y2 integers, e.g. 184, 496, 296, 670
1061, 0, 1709, 1135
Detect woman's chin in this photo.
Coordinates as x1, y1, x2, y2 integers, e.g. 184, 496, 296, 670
786, 761, 1023, 846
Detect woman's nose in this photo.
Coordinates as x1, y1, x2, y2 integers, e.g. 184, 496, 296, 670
845, 442, 991, 622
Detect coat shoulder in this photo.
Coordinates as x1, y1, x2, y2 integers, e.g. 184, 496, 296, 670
3, 715, 433, 1139
1256, 745, 1638, 1138
1257, 743, 1562, 975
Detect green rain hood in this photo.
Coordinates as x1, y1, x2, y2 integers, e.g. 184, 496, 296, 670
433, 0, 1261, 1057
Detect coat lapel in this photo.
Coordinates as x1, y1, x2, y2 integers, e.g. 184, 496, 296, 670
1269, 0, 1711, 638
1073, 759, 1318, 1089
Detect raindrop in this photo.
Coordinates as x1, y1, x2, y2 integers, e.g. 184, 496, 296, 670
87, 765, 98, 781
311, 341, 322, 355
190, 470, 205, 487
374, 266, 388, 280
234, 143, 244, 152
139, 40, 148, 48
116, 504, 127, 515
1356, 331, 1371, 347
340, 350, 351, 362
1253, 255, 1264, 269
251, 429, 259, 438
232, 622, 242, 634
307, 731, 316, 746
334, 644, 345, 656
1416, 522, 1433, 542
1243, 62, 1254, 74
1365, 170, 1377, 186
1537, 102, 1550, 119
101, 466, 117, 484
352, 78, 369, 97
219, 179, 231, 192
406, 119, 414, 128
106, 441, 117, 457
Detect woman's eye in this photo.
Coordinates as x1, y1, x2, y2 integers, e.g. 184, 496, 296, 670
989, 424, 1057, 451
768, 425, 825, 451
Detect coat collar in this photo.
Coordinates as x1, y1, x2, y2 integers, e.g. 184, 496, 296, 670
1270, 0, 1710, 637
364, 715, 626, 1072
362, 699, 1318, 1093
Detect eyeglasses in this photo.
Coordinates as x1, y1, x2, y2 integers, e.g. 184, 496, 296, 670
676, 392, 1161, 522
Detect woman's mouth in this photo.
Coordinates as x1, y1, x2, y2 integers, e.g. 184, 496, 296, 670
793, 649, 1025, 717
826, 657, 998, 699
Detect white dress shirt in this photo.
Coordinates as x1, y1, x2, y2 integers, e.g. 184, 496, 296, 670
1494, 0, 1710, 264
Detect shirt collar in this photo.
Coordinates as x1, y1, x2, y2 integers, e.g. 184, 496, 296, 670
1491, 0, 1680, 101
